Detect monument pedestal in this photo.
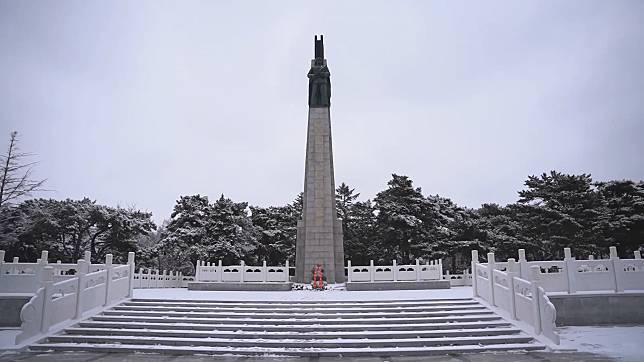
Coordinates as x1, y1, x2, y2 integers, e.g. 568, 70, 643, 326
345, 280, 451, 291
188, 282, 293, 291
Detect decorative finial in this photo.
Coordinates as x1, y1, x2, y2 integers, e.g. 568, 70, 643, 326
314, 35, 324, 60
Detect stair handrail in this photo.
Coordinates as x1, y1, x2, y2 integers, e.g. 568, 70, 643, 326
472, 250, 560, 345
14, 252, 135, 346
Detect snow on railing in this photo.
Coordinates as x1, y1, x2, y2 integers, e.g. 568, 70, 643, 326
195, 260, 290, 283
443, 269, 472, 286
510, 246, 643, 294
15, 252, 136, 345
0, 250, 185, 293
346, 259, 443, 282
132, 269, 185, 289
472, 250, 560, 345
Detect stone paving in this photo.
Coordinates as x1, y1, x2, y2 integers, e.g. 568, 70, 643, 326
0, 351, 617, 362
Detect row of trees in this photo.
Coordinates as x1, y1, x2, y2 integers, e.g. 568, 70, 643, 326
0, 172, 642, 274
145, 172, 644, 274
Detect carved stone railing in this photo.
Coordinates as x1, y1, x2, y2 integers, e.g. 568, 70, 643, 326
472, 250, 560, 345
514, 247, 644, 293
346, 259, 443, 283
194, 260, 290, 283
14, 252, 136, 345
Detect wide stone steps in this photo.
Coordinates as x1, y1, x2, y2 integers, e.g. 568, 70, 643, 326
90, 313, 502, 325
126, 297, 475, 305
63, 326, 523, 339
29, 343, 546, 357
100, 308, 493, 319
42, 334, 536, 348
30, 297, 546, 356
77, 319, 515, 332
115, 303, 485, 313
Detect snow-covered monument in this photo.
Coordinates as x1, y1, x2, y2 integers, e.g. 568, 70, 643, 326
295, 35, 345, 284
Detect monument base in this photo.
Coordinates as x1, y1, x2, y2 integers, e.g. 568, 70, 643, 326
345, 280, 450, 291
188, 282, 292, 291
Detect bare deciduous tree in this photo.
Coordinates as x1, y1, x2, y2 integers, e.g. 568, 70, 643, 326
0, 131, 46, 207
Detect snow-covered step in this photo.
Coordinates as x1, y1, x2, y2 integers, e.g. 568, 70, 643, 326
45, 334, 536, 348
90, 313, 501, 325
125, 298, 477, 308
78, 319, 514, 332
64, 326, 523, 339
30, 343, 546, 357
114, 303, 486, 313
101, 308, 493, 319
30, 296, 546, 356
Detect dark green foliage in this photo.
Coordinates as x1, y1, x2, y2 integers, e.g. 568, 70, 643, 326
250, 202, 299, 265
2, 171, 642, 274
336, 183, 376, 264
159, 194, 258, 267
0, 198, 155, 263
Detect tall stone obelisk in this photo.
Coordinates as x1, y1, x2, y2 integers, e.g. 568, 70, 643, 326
295, 35, 345, 284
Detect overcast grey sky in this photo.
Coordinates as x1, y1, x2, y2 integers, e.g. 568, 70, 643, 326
1, 1, 643, 223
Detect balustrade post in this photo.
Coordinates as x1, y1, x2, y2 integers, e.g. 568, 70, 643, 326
127, 252, 135, 298
517, 249, 527, 279
285, 260, 290, 282
438, 259, 443, 279
84, 251, 91, 270
471, 250, 479, 297
179, 272, 183, 287
588, 255, 594, 260
36, 251, 49, 285
564, 247, 576, 294
392, 260, 398, 282
369, 260, 375, 282
347, 260, 352, 282
530, 265, 542, 334
635, 251, 641, 260
262, 260, 267, 282
218, 260, 223, 282
195, 260, 201, 282
153, 269, 158, 288
507, 258, 518, 320
104, 254, 113, 306
240, 261, 245, 283
12, 257, 19, 275
0, 250, 4, 279
487, 252, 496, 306
75, 259, 88, 319
35, 256, 48, 290
40, 266, 54, 333
610, 246, 622, 292
415, 259, 420, 281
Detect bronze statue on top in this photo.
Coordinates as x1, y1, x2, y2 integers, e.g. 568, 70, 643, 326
308, 35, 331, 108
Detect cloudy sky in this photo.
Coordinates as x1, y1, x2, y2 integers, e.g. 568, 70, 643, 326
1, 1, 643, 223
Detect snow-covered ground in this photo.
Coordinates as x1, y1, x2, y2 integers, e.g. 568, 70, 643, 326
132, 285, 474, 301
558, 326, 644, 362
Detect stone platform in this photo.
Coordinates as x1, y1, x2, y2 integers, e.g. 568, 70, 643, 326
187, 282, 292, 291
345, 280, 450, 291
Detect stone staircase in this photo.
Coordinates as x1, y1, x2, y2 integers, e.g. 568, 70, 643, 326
30, 297, 546, 357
